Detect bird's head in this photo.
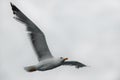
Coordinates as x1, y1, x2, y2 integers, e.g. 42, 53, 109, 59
60, 57, 68, 62
55, 57, 68, 64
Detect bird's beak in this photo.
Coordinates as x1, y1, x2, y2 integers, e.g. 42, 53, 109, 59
64, 58, 68, 60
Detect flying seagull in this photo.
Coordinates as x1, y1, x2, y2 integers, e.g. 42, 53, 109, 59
10, 3, 87, 72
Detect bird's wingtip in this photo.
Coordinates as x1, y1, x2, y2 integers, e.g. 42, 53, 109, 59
10, 2, 19, 12
82, 65, 91, 68
10, 2, 14, 7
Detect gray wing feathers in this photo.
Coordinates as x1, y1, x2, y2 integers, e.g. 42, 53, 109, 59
62, 61, 86, 68
10, 3, 53, 61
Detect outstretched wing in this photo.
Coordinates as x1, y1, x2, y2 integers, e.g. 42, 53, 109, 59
10, 3, 53, 61
62, 61, 86, 68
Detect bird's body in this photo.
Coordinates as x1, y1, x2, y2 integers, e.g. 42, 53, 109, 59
10, 3, 87, 72
36, 58, 63, 71
25, 57, 68, 72
25, 58, 63, 72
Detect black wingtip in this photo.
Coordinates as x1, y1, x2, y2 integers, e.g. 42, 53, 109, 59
77, 64, 87, 68
10, 2, 20, 14
83, 65, 87, 67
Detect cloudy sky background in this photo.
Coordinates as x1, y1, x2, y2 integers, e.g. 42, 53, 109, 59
1, 0, 120, 80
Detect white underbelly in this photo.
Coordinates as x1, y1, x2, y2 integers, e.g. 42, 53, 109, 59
36, 59, 61, 71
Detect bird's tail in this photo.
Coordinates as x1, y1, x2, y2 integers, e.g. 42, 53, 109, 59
24, 66, 37, 72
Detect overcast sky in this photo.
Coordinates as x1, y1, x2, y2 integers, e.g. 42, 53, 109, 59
1, 0, 120, 80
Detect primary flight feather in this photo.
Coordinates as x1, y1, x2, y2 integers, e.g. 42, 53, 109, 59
10, 3, 86, 72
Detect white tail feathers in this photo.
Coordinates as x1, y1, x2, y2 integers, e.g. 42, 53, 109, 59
24, 66, 37, 72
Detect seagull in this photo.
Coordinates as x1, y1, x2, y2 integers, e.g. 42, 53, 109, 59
10, 3, 87, 72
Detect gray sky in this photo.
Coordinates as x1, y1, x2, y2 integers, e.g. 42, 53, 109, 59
1, 0, 120, 80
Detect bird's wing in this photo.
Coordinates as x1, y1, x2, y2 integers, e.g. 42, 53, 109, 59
62, 61, 86, 68
10, 3, 53, 61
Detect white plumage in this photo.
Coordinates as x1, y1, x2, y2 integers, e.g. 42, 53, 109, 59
10, 2, 86, 72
